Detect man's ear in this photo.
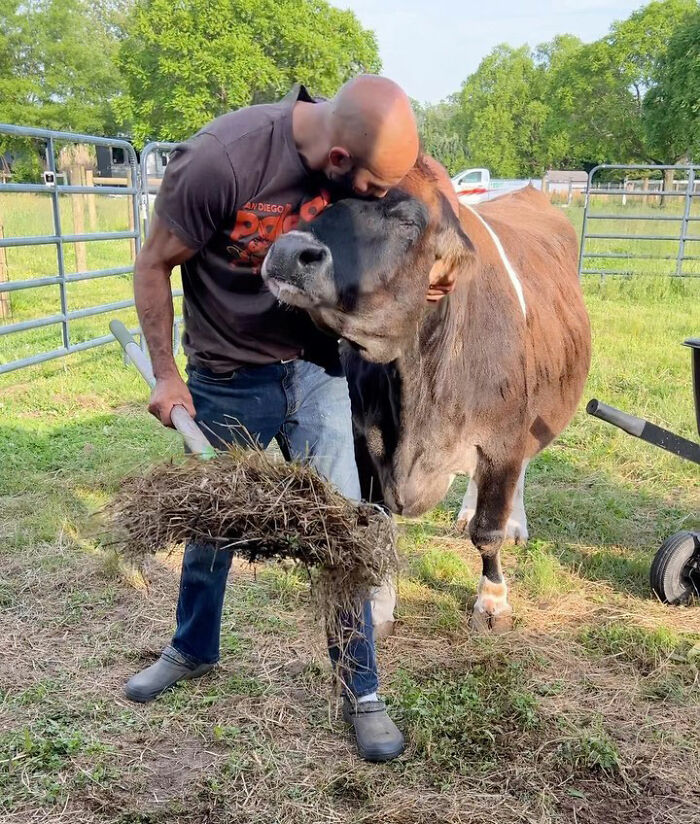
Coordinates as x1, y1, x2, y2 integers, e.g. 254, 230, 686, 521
329, 146, 352, 172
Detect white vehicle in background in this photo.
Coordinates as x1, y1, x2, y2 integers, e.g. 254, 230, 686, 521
451, 168, 491, 203
451, 168, 543, 204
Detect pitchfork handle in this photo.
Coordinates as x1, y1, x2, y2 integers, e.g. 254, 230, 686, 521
110, 320, 216, 459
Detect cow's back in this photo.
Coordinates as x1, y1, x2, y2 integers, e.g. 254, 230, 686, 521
469, 186, 591, 455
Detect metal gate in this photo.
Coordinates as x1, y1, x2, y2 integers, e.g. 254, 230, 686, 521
138, 141, 184, 352
579, 163, 700, 279
0, 124, 142, 375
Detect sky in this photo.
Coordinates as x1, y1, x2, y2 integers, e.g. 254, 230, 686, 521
330, 0, 645, 103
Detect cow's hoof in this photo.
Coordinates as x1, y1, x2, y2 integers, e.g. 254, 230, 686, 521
469, 608, 514, 634
373, 620, 396, 641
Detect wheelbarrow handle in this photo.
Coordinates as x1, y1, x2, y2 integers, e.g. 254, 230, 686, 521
110, 319, 216, 459
586, 399, 645, 437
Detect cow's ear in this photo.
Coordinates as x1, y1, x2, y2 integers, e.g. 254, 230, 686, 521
385, 197, 429, 241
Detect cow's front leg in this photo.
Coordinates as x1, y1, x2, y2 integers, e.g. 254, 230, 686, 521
468, 456, 522, 633
457, 459, 529, 544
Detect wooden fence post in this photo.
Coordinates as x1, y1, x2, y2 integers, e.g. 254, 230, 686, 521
85, 168, 97, 230
126, 168, 136, 261
70, 166, 88, 273
0, 220, 11, 321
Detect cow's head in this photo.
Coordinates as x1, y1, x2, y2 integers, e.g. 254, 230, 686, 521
261, 159, 475, 362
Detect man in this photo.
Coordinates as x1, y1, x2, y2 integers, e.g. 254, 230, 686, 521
125, 75, 422, 763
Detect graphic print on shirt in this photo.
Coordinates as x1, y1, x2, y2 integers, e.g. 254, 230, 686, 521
226, 190, 330, 273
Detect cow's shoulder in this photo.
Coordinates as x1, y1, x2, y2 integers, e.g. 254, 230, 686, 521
472, 186, 578, 267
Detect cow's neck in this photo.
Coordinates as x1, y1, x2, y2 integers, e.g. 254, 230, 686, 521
391, 239, 524, 447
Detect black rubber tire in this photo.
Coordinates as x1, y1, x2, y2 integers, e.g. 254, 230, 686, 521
649, 531, 700, 605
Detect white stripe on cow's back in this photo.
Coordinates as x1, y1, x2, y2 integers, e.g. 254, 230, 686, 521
463, 204, 527, 318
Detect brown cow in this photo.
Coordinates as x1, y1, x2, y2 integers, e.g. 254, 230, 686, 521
261, 160, 591, 631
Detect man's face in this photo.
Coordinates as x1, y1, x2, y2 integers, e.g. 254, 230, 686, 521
324, 150, 403, 199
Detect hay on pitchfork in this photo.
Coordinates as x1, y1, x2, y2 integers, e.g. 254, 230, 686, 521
105, 445, 397, 635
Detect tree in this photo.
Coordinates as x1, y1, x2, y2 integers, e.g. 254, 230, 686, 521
0, 0, 126, 134
117, 0, 381, 145
412, 100, 468, 176
643, 11, 700, 164
451, 44, 548, 177
541, 0, 697, 167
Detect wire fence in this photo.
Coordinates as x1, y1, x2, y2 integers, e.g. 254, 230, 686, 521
1, 130, 698, 376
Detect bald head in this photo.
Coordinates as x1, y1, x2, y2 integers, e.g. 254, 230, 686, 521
321, 75, 419, 197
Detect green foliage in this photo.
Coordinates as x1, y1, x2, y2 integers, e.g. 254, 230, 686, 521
424, 0, 698, 175
556, 727, 621, 775
452, 44, 548, 177
4, 151, 43, 183
412, 547, 474, 591
0, 717, 114, 807
542, 0, 697, 166
393, 657, 539, 771
117, 0, 380, 144
0, 0, 126, 134
515, 542, 569, 600
578, 621, 698, 675
643, 10, 700, 162
412, 100, 468, 175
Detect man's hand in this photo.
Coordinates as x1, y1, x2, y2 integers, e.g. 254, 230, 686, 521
148, 373, 196, 428
427, 258, 456, 302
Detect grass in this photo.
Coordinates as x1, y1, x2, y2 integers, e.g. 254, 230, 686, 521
0, 193, 183, 367
0, 199, 699, 822
392, 653, 540, 773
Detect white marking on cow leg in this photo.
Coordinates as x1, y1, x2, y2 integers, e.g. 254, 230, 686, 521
473, 575, 511, 617
371, 578, 396, 640
504, 459, 529, 544
471, 569, 513, 634
456, 476, 478, 532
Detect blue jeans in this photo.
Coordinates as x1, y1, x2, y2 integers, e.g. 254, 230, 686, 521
170, 359, 378, 698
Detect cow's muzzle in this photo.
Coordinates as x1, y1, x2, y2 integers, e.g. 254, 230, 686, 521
262, 231, 332, 306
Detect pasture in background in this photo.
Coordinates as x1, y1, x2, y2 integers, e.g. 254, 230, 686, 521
1, 178, 698, 821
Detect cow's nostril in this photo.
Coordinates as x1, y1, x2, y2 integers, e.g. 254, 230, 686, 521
298, 246, 327, 267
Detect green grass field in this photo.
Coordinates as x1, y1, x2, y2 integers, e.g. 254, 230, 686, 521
0, 195, 699, 823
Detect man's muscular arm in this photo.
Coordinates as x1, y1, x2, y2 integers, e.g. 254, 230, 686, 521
133, 213, 197, 427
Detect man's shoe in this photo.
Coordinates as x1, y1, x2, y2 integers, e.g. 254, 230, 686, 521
124, 645, 215, 703
343, 698, 405, 762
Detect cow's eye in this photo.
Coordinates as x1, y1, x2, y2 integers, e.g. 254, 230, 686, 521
385, 198, 428, 243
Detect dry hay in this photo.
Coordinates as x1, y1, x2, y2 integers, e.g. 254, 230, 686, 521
105, 445, 397, 635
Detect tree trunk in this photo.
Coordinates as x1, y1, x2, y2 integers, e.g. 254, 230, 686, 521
660, 168, 675, 209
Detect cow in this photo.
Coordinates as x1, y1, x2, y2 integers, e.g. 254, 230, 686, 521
261, 158, 591, 633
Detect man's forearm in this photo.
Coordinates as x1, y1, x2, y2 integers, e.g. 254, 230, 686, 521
134, 261, 179, 379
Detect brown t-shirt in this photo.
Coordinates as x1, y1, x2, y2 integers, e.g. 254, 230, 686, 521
154, 85, 338, 372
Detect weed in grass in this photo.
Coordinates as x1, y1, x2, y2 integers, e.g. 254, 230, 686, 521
640, 672, 691, 702
413, 547, 475, 593
216, 673, 266, 698
0, 718, 114, 807
0, 579, 15, 607
392, 655, 539, 773
556, 726, 621, 776
397, 578, 466, 633
212, 723, 242, 745
218, 627, 253, 656
324, 771, 373, 802
515, 540, 570, 600
578, 621, 698, 675
12, 678, 65, 706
